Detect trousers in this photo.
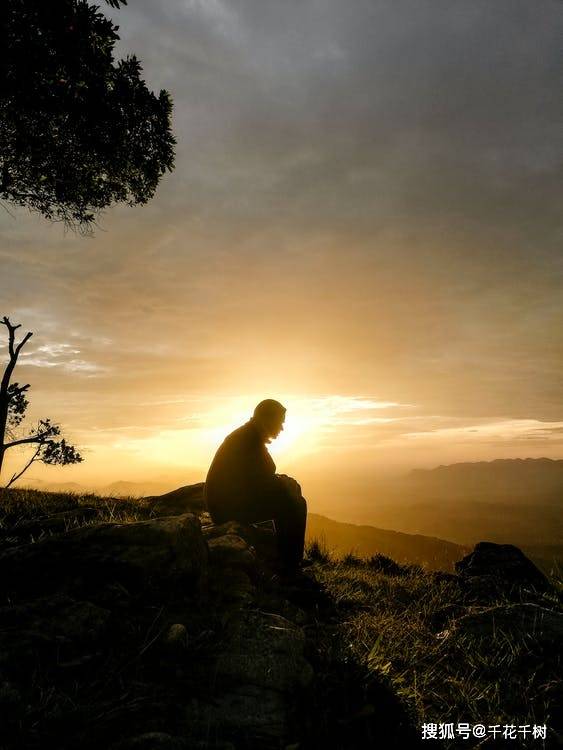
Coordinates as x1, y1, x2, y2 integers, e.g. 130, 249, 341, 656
209, 489, 307, 570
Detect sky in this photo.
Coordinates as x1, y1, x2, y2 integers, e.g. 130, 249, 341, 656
1, 0, 562, 496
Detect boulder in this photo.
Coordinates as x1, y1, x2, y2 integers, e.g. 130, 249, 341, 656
162, 623, 188, 652
207, 534, 257, 572
210, 568, 256, 607
458, 573, 510, 604
0, 513, 207, 598
216, 610, 314, 693
203, 520, 278, 568
0, 594, 111, 675
455, 542, 551, 592
0, 507, 99, 545
202, 520, 253, 542
189, 685, 287, 748
140, 483, 205, 517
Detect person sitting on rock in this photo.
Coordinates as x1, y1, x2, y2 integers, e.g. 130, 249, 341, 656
203, 399, 307, 573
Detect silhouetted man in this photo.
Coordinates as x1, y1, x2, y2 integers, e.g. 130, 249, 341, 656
204, 399, 307, 572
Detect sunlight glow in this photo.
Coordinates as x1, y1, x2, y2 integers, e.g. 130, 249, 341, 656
98, 393, 407, 471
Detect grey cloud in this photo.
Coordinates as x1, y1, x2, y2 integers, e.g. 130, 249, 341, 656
1, 0, 562, 461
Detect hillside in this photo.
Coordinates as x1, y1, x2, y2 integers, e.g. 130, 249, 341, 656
0, 484, 561, 749
325, 459, 563, 570
306, 513, 469, 572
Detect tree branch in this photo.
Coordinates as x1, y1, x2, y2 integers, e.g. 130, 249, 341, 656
15, 331, 33, 357
1, 317, 33, 395
1, 316, 21, 359
4, 431, 52, 450
5, 444, 42, 489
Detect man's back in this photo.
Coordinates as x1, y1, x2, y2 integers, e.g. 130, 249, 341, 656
204, 418, 286, 524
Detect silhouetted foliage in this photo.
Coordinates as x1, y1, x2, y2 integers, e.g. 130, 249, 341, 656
306, 536, 332, 563
0, 316, 83, 488
1, 0, 175, 231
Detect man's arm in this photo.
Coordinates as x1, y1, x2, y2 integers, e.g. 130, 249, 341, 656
243, 444, 289, 511
276, 473, 301, 500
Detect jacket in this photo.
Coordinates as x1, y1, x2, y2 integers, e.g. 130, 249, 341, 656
203, 418, 287, 524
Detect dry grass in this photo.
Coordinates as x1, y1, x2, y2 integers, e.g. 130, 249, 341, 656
305, 537, 563, 749
0, 486, 148, 536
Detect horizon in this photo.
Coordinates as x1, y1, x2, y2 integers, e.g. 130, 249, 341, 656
2, 0, 562, 502
19, 454, 563, 490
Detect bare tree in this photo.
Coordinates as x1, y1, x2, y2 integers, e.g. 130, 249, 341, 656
0, 316, 83, 488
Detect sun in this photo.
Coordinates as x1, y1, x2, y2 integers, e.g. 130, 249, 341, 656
271, 410, 313, 454
202, 397, 322, 461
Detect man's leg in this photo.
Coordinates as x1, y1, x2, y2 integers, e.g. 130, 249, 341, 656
274, 493, 307, 571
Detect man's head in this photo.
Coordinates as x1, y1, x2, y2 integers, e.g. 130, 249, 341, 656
252, 399, 286, 443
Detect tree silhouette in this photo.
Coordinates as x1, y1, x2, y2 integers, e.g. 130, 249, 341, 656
1, 0, 175, 232
0, 316, 83, 489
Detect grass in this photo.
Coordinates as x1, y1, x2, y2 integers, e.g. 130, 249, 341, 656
304, 537, 563, 749
0, 486, 149, 535
1, 490, 561, 749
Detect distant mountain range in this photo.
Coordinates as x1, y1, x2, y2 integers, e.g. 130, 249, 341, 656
350, 458, 562, 575
20, 478, 180, 498
405, 457, 563, 502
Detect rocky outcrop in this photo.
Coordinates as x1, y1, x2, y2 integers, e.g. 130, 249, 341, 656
0, 512, 207, 598
0, 492, 316, 750
455, 541, 552, 592
185, 607, 314, 748
140, 483, 205, 517
179, 517, 314, 748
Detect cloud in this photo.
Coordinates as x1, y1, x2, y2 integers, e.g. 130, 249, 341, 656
400, 419, 563, 445
1, 0, 561, 481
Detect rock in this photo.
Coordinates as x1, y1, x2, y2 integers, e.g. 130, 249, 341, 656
455, 542, 551, 592
183, 593, 313, 747
163, 623, 188, 650
0, 594, 111, 677
207, 534, 257, 572
96, 581, 133, 609
187, 684, 287, 748
0, 507, 99, 544
203, 520, 279, 569
47, 599, 111, 643
0, 594, 110, 643
211, 568, 256, 607
141, 483, 205, 517
458, 573, 508, 604
255, 592, 310, 626
453, 603, 563, 648
203, 520, 253, 542
217, 610, 314, 693
0, 513, 207, 598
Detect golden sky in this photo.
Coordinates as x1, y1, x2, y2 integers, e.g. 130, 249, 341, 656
1, 0, 562, 493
